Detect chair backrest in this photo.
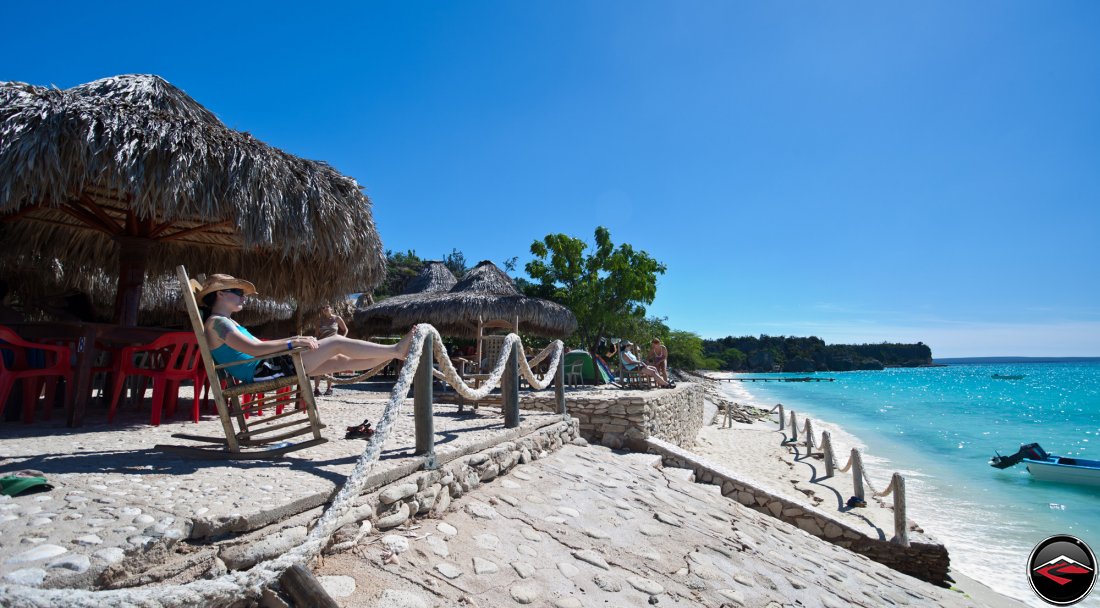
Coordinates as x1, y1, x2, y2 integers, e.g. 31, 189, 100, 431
139, 332, 202, 374
176, 266, 224, 388
475, 315, 519, 372
0, 324, 68, 370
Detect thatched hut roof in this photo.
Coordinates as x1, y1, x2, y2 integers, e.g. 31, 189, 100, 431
403, 261, 458, 295
353, 260, 576, 338
1, 263, 293, 327
0, 74, 385, 322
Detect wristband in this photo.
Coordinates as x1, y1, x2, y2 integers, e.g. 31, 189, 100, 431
287, 340, 293, 351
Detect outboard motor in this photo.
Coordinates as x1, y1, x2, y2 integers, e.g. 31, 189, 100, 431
990, 443, 1048, 469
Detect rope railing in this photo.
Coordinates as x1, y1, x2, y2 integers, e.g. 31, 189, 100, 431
778, 410, 909, 547
0, 324, 569, 607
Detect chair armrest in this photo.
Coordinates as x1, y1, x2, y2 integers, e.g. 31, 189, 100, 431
214, 346, 312, 370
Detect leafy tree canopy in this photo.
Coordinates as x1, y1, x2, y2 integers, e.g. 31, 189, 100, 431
443, 248, 468, 279
376, 249, 423, 300
525, 227, 666, 350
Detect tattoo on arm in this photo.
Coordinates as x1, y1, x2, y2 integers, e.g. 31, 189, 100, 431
212, 317, 235, 340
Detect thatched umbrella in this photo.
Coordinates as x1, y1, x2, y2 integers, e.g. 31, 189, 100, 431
0, 263, 293, 327
351, 261, 457, 336
0, 74, 385, 325
353, 260, 576, 338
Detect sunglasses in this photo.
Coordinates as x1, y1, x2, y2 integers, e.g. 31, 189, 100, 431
221, 288, 246, 297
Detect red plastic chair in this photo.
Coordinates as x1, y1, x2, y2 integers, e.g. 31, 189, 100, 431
108, 332, 207, 425
0, 325, 74, 424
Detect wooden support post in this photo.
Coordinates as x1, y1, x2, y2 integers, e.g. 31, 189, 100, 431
892, 473, 909, 547
789, 411, 798, 443
851, 449, 865, 501
777, 403, 784, 430
413, 336, 437, 469
503, 345, 520, 428
555, 351, 567, 419
278, 564, 339, 608
804, 419, 815, 454
822, 431, 835, 478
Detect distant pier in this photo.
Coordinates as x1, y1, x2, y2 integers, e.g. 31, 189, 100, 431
713, 377, 835, 383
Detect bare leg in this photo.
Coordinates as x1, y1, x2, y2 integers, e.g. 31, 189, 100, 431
300, 328, 416, 376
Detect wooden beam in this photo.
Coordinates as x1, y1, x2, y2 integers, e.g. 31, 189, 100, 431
76, 193, 124, 234
158, 219, 233, 242
59, 202, 119, 235
0, 202, 46, 223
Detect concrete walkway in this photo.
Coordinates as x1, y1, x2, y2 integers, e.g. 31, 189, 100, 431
315, 443, 999, 607
0, 383, 563, 590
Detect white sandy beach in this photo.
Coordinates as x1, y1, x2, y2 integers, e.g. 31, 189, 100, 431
695, 376, 1030, 608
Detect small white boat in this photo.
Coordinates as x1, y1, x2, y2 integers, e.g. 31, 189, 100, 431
990, 443, 1100, 487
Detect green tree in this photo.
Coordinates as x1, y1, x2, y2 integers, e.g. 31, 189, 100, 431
376, 249, 423, 299
665, 330, 717, 370
443, 248, 468, 279
526, 227, 666, 351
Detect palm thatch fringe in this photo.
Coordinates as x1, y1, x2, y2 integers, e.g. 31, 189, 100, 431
0, 74, 385, 309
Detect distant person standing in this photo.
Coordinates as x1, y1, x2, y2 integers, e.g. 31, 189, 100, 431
648, 338, 669, 381
313, 305, 348, 396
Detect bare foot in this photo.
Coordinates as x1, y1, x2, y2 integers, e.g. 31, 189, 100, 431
394, 326, 416, 360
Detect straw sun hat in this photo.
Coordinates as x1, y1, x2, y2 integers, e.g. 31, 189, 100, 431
195, 274, 258, 299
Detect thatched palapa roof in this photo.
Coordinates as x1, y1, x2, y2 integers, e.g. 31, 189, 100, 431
0, 74, 385, 324
1, 263, 293, 327
353, 260, 576, 338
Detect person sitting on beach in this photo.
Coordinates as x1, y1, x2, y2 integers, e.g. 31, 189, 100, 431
647, 337, 669, 381
312, 305, 349, 396
619, 341, 674, 388
197, 274, 413, 383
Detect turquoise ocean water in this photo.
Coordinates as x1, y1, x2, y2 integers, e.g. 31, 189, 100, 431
728, 362, 1100, 607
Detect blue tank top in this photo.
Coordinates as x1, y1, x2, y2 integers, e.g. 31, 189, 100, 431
209, 318, 261, 382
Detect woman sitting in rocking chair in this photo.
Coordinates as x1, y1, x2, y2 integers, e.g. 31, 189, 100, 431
197, 274, 414, 384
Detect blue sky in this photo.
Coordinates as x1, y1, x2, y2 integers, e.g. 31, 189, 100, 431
5, 1, 1099, 357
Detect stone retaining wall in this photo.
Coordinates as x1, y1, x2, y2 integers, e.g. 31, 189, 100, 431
646, 438, 951, 587
524, 383, 703, 450
214, 419, 581, 572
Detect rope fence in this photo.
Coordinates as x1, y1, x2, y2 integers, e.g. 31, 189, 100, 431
778, 408, 910, 547
0, 324, 568, 608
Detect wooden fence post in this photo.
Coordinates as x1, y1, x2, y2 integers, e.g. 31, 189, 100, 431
503, 345, 520, 428
789, 411, 798, 443
804, 419, 815, 454
892, 473, 909, 547
851, 449, 865, 501
822, 431, 835, 478
777, 404, 784, 430
555, 352, 567, 419
413, 336, 437, 469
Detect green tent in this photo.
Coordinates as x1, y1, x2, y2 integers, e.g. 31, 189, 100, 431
564, 350, 611, 384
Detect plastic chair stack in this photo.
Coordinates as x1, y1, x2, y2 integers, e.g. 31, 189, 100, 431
108, 332, 208, 425
0, 325, 74, 424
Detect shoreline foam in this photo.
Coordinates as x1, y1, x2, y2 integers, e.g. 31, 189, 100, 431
696, 373, 1032, 608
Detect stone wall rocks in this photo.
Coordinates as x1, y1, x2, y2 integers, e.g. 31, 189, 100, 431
525, 383, 703, 450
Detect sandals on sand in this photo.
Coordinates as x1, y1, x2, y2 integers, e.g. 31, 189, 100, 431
345, 418, 374, 440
